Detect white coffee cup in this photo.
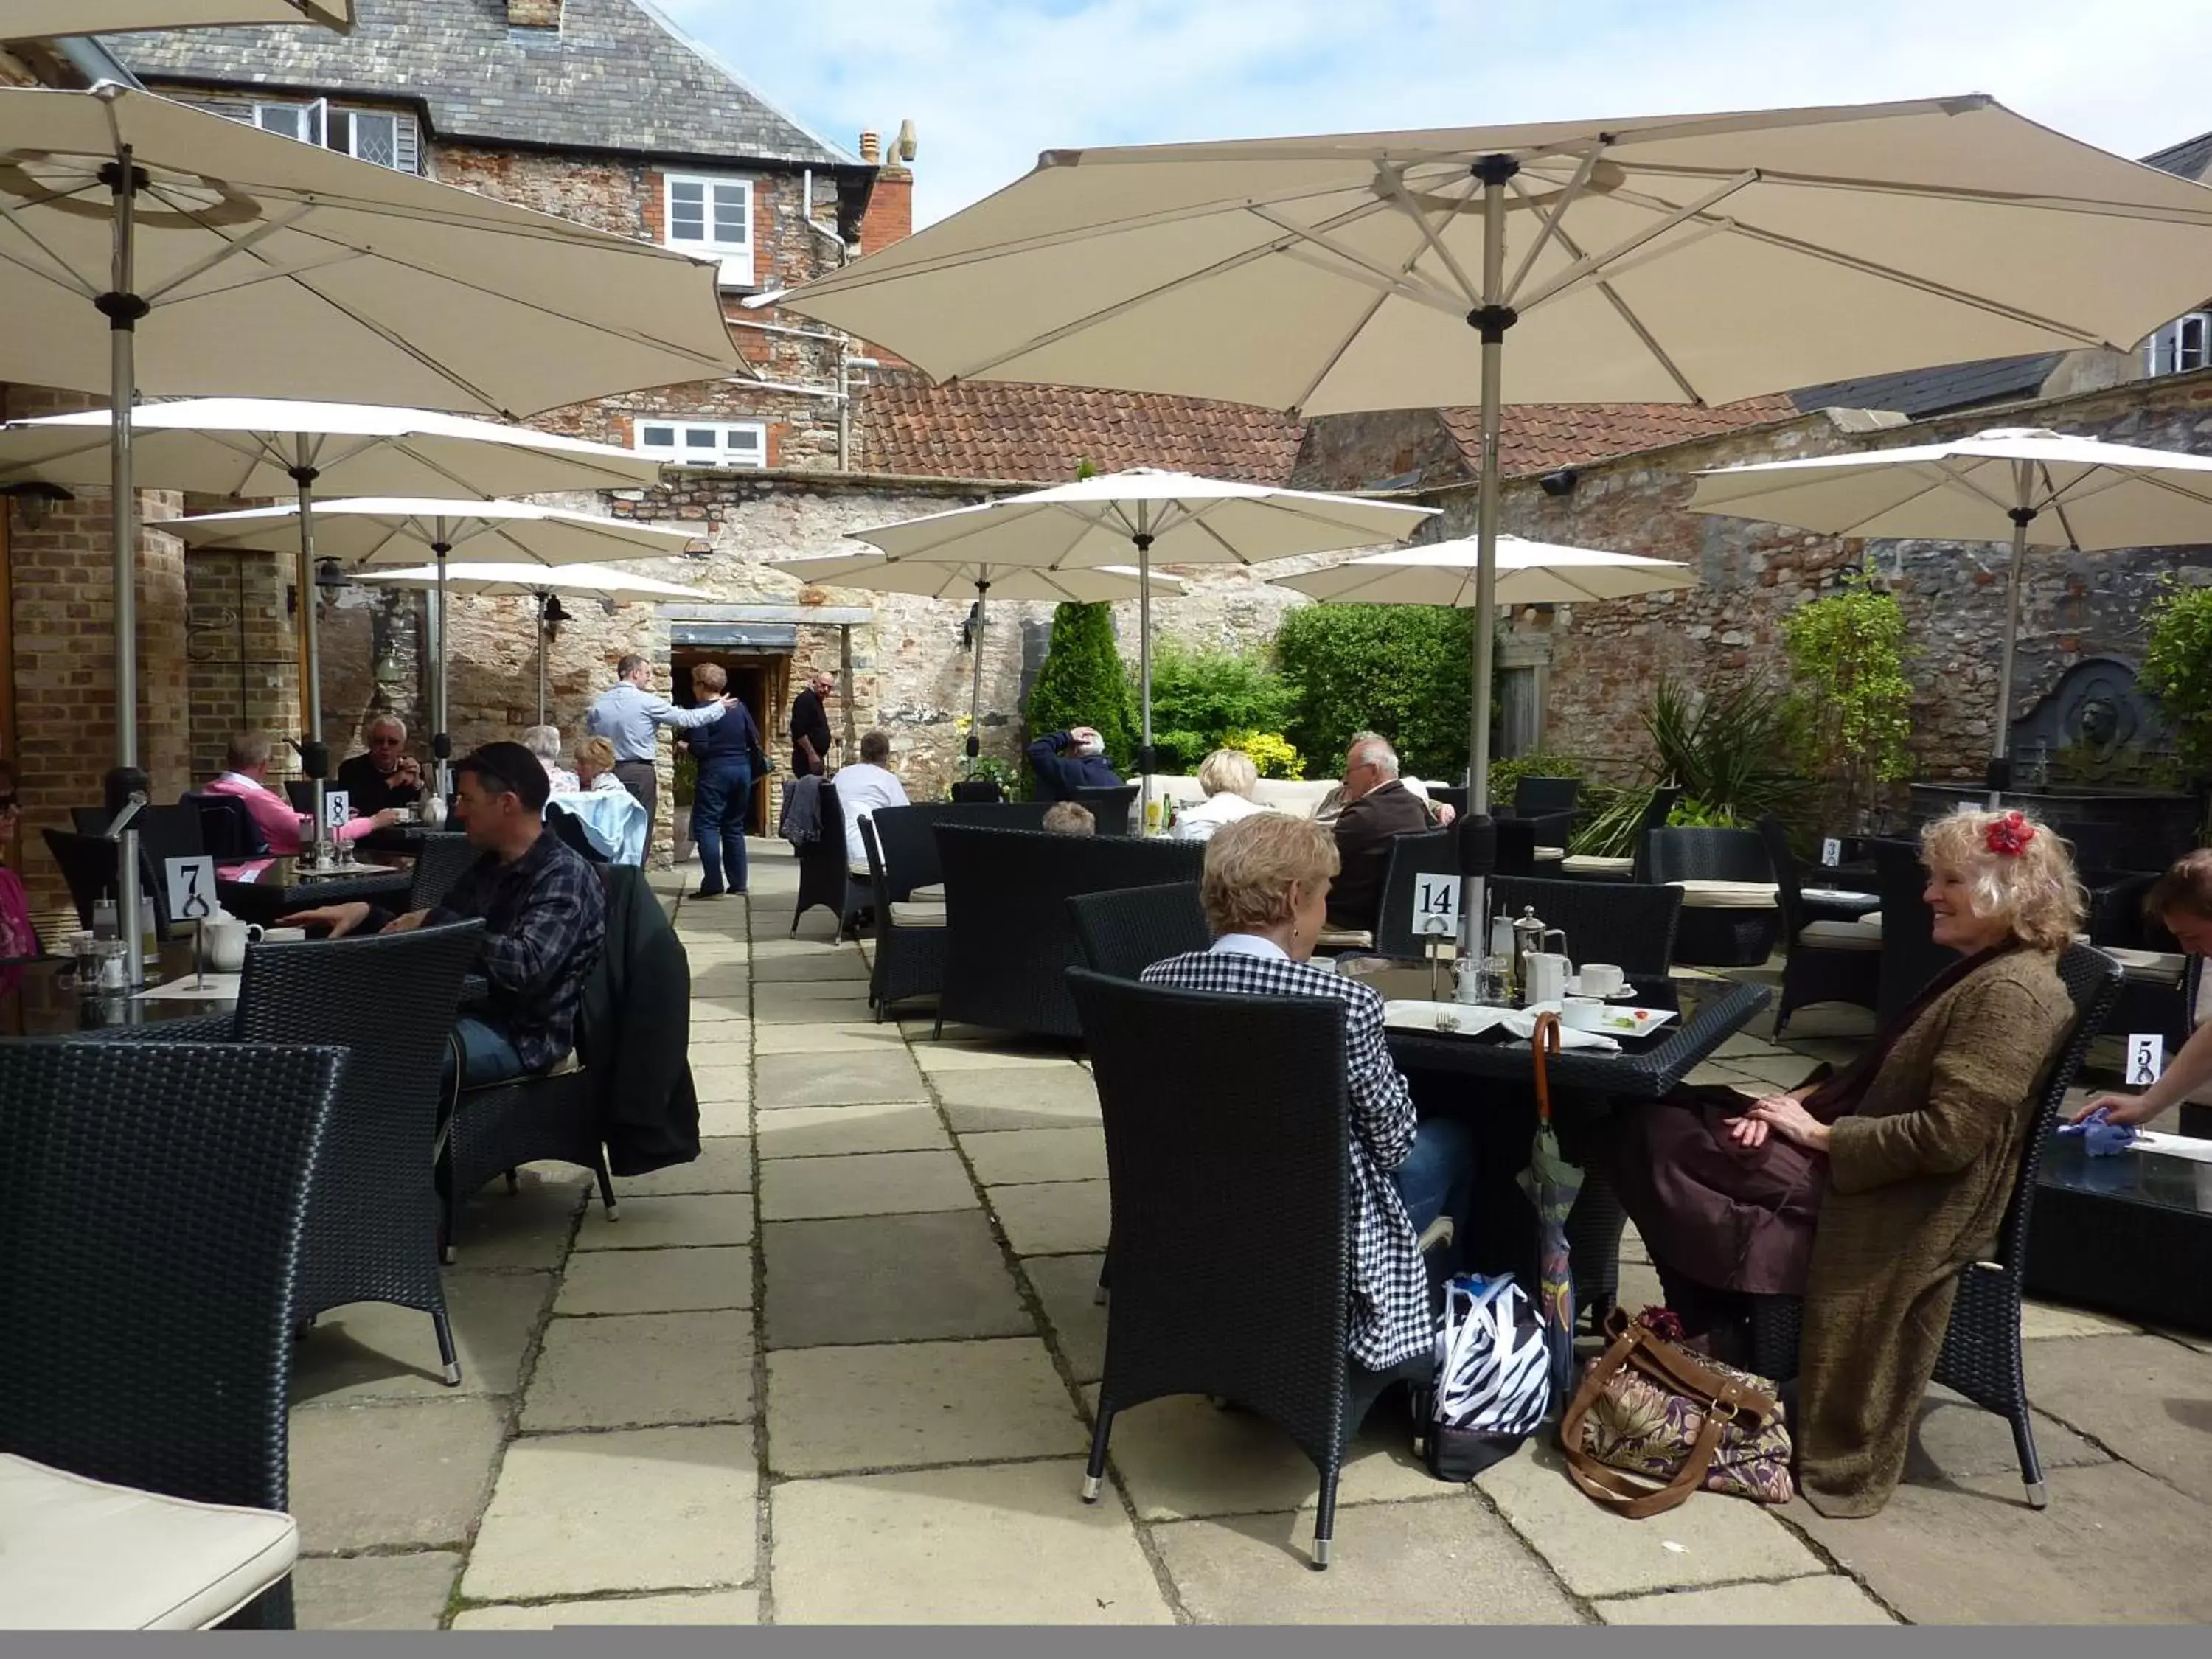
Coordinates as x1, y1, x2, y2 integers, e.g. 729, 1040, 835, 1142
1579, 962, 1625, 998
1527, 951, 1573, 1006
201, 917, 264, 973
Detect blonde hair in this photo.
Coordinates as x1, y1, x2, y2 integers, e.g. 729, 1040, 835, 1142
1919, 806, 2084, 953
1202, 813, 1339, 936
1197, 748, 1259, 800
574, 735, 617, 773
1042, 801, 1095, 836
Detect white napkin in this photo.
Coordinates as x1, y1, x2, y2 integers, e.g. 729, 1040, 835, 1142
2129, 1130, 2212, 1165
1498, 1009, 1619, 1051
138, 973, 242, 1002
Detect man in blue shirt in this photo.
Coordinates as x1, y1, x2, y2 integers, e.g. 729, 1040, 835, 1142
585, 653, 735, 843
1027, 726, 1121, 802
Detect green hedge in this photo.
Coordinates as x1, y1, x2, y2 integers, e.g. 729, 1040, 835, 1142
1274, 603, 1475, 782
1139, 643, 1296, 773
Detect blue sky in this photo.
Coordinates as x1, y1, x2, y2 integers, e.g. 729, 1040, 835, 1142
653, 0, 2211, 229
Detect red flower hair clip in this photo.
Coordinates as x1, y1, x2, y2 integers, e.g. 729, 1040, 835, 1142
1986, 811, 2035, 858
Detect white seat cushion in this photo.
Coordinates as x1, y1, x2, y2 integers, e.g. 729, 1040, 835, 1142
1561, 855, 1632, 875
1669, 879, 1781, 909
1534, 846, 1565, 862
888, 900, 947, 929
847, 859, 873, 880
908, 882, 945, 902
2106, 947, 2185, 985
0, 1453, 298, 1630
1798, 919, 1883, 952
1317, 926, 1374, 950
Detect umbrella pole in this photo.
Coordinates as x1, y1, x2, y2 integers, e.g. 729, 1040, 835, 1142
1989, 468, 2037, 809
968, 578, 989, 774
105, 139, 150, 989
1463, 153, 1519, 952
432, 539, 452, 801
293, 465, 330, 861
1134, 530, 1155, 828
537, 592, 549, 727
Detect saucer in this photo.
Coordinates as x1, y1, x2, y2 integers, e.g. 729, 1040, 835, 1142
1565, 976, 1636, 1001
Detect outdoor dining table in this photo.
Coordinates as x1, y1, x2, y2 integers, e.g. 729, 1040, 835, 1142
215, 855, 413, 928
2025, 1129, 2212, 1335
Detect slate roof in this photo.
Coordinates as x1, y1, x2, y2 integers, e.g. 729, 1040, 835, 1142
1787, 355, 2063, 421
2144, 128, 2212, 185
111, 0, 858, 169
1437, 396, 1801, 476
855, 372, 1309, 485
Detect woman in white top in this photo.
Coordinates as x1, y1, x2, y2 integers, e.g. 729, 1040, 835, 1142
522, 723, 580, 794
1171, 747, 1270, 843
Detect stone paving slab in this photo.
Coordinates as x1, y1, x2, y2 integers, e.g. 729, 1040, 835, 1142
462, 1425, 758, 1602
447, 1175, 587, 1272
452, 1591, 759, 1628
961, 1126, 1108, 1186
524, 1310, 754, 1433
1476, 1444, 1825, 1599
1023, 1253, 1107, 1384
1094, 1390, 1438, 1520
754, 1021, 911, 1057
1152, 1500, 1585, 1624
690, 997, 750, 1024
992, 1179, 1112, 1256
942, 1092, 1107, 1133
293, 1551, 463, 1630
1902, 1386, 2105, 1484
759, 1148, 977, 1221
752, 953, 872, 983
554, 1246, 754, 1317
762, 1211, 1033, 1349
756, 1050, 929, 1108
748, 994, 879, 1028
615, 1139, 754, 1196
1595, 1577, 1895, 1625
689, 1037, 754, 1069
912, 1042, 1088, 1074
1723, 1052, 1827, 1089
2020, 1298, 2142, 1340
698, 1096, 751, 1138
931, 1070, 1101, 1117
1787, 1460, 2212, 1624
769, 1459, 1175, 1624
767, 1337, 1086, 1475
2021, 1333, 2212, 1503
755, 1102, 951, 1159
288, 1397, 508, 1552
292, 1270, 554, 1405
574, 1193, 755, 1251
689, 966, 753, 998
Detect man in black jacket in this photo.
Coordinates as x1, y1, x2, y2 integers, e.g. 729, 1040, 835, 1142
1026, 726, 1121, 802
789, 670, 835, 776
1328, 735, 1431, 936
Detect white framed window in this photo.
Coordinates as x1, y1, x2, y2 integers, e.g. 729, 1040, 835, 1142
2146, 312, 2212, 377
340, 108, 420, 175
254, 99, 326, 146
636, 420, 768, 469
662, 173, 754, 289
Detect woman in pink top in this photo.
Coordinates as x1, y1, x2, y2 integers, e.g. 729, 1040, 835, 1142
204, 731, 399, 857
0, 758, 40, 961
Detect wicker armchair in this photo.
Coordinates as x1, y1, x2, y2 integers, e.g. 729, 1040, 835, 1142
232, 924, 485, 1385
934, 825, 1204, 1040
861, 810, 949, 1021
180, 791, 269, 862
1371, 829, 1459, 961
1759, 816, 1880, 1037
1747, 943, 2124, 1509
1070, 783, 1141, 838
1068, 968, 1429, 1568
791, 781, 871, 938
1068, 883, 1210, 981
406, 832, 479, 912
1646, 826, 1780, 967
1488, 875, 1683, 984
0, 1038, 346, 1628
1873, 839, 1959, 1023
42, 827, 181, 940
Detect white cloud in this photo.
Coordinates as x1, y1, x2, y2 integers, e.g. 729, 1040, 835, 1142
656, 0, 2212, 226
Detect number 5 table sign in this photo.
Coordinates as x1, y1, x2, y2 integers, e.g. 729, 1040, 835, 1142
2129, 1034, 2166, 1089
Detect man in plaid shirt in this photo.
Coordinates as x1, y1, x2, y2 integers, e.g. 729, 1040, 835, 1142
1141, 814, 1475, 1370
282, 740, 606, 1089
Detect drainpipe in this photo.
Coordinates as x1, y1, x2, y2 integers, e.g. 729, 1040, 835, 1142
801, 167, 858, 469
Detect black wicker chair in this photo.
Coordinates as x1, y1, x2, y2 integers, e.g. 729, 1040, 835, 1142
406, 832, 479, 912
0, 1038, 346, 1628
935, 825, 1205, 1040
1747, 942, 2124, 1509
950, 776, 1004, 804
1488, 876, 1682, 984
1646, 825, 1780, 967
181, 790, 271, 862
1071, 783, 1141, 837
547, 804, 611, 865
791, 781, 871, 938
1874, 839, 1960, 1024
861, 810, 949, 1021
1500, 775, 1581, 849
232, 924, 485, 1385
1068, 968, 1428, 1568
1068, 883, 1210, 980
1761, 816, 1880, 1037
41, 827, 180, 940
282, 779, 316, 813
67, 802, 206, 863
1374, 829, 1460, 961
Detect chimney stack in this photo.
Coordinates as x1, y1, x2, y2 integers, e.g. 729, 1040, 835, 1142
858, 125, 914, 256
508, 0, 561, 27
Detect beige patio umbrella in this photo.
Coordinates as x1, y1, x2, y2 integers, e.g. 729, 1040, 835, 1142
844, 469, 1433, 813
771, 551, 1186, 766
1271, 535, 1699, 605
148, 499, 703, 796
780, 95, 2212, 821
357, 560, 703, 726
1689, 425, 2212, 802
0, 1, 350, 37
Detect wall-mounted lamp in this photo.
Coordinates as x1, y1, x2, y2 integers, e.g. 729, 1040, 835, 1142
315, 558, 347, 604
542, 592, 570, 642
960, 599, 983, 650
2, 481, 72, 532
1538, 468, 1579, 498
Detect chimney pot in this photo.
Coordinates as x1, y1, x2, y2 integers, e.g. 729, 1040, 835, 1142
859, 130, 882, 164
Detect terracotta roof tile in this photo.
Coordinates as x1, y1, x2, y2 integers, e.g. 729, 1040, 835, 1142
855, 372, 1307, 485
1439, 396, 1800, 477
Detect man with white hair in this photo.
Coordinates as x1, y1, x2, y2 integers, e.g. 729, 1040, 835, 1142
1026, 724, 1122, 803
1327, 734, 1432, 935
336, 713, 423, 813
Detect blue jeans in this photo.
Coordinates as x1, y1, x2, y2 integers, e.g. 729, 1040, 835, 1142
1392, 1113, 1478, 1241
692, 757, 752, 894
441, 1015, 528, 1093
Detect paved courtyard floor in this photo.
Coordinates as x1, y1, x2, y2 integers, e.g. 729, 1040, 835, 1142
279, 840, 2212, 1627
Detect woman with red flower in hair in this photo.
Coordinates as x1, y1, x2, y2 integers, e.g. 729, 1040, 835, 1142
1613, 804, 2084, 1517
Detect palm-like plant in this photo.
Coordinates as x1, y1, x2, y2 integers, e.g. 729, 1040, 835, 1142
1643, 678, 1804, 828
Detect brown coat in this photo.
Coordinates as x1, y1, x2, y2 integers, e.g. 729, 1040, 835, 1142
1795, 947, 2073, 1517
1327, 779, 1430, 933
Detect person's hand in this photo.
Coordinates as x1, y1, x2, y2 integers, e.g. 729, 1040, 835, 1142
1725, 1113, 1772, 1149
369, 807, 401, 830
1748, 1093, 1830, 1152
723, 695, 742, 709
1434, 802, 1458, 827
1070, 726, 1099, 749
380, 908, 433, 935
394, 757, 423, 787
278, 901, 372, 938
2073, 1091, 2163, 1128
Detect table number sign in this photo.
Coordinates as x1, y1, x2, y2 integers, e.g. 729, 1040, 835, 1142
164, 855, 218, 922
2129, 1033, 2166, 1088
1820, 838, 1843, 868
322, 789, 352, 836
1412, 873, 1461, 938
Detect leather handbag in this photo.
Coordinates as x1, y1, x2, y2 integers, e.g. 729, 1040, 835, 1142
1558, 1307, 1794, 1517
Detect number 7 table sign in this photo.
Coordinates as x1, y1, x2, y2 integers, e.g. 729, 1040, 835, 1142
164, 855, 218, 924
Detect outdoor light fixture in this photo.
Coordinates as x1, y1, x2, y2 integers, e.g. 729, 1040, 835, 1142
315, 557, 347, 599
2, 481, 72, 531
960, 599, 983, 650
1538, 468, 1579, 498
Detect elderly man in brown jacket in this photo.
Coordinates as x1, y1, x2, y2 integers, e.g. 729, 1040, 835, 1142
1324, 736, 1434, 937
